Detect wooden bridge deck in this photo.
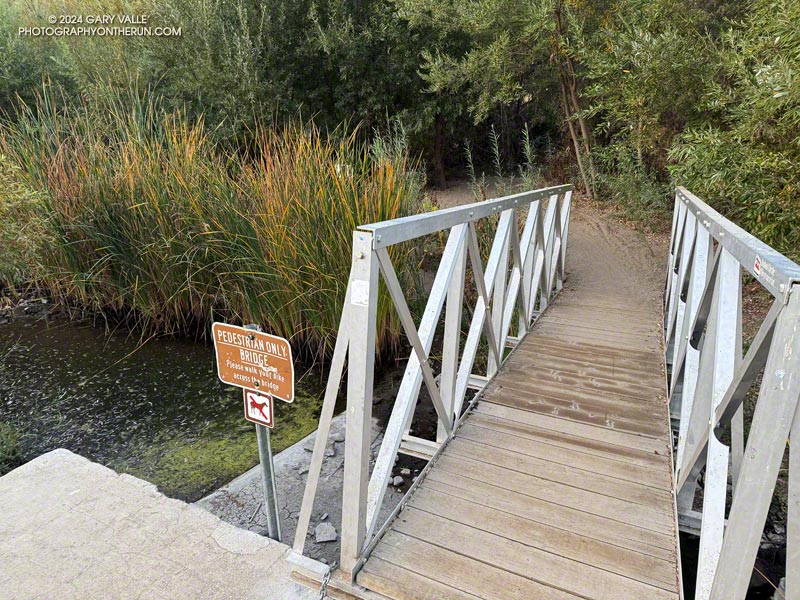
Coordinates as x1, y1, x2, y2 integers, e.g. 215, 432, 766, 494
356, 291, 680, 598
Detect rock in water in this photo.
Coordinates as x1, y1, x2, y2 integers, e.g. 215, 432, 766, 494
392, 476, 404, 487
315, 522, 338, 543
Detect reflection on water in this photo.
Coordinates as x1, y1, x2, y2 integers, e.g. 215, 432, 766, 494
0, 317, 323, 501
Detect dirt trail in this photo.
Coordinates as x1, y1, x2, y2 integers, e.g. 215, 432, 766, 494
433, 183, 669, 316
560, 200, 668, 321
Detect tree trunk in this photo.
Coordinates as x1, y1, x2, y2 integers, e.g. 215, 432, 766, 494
565, 57, 597, 191
559, 78, 593, 201
553, 0, 595, 199
432, 113, 447, 189
637, 115, 644, 168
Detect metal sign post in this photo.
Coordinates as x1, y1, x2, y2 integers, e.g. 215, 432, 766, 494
242, 387, 280, 540
239, 324, 284, 542
255, 421, 281, 541
212, 320, 296, 542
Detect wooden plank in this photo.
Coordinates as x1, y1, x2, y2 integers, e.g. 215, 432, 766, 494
523, 330, 662, 355
468, 411, 669, 468
554, 299, 657, 316
539, 309, 656, 326
408, 486, 679, 591
476, 400, 670, 454
537, 315, 660, 336
447, 437, 672, 507
392, 507, 677, 600
536, 319, 660, 341
486, 381, 667, 422
490, 374, 668, 414
514, 346, 665, 380
515, 350, 661, 375
372, 532, 584, 600
502, 362, 666, 396
358, 557, 482, 600
506, 352, 665, 389
542, 318, 657, 333
423, 471, 676, 558
485, 388, 666, 438
435, 453, 676, 534
533, 326, 662, 352
458, 422, 670, 488
486, 387, 669, 433
518, 336, 662, 365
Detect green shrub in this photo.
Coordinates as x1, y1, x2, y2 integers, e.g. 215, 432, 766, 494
0, 421, 23, 476
1, 87, 423, 359
595, 145, 672, 225
0, 154, 45, 286
670, 129, 800, 259
668, 0, 800, 259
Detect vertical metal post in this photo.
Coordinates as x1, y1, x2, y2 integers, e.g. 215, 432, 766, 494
439, 238, 466, 443
695, 249, 739, 600
488, 212, 510, 378
559, 191, 571, 278
256, 424, 281, 541
673, 226, 711, 471
709, 286, 800, 599
340, 231, 378, 577
789, 404, 800, 599
245, 324, 281, 542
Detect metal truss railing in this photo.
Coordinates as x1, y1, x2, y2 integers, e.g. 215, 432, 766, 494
292, 184, 573, 579
665, 187, 800, 600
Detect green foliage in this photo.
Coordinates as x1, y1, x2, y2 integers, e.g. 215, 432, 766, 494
669, 0, 800, 257
0, 155, 45, 286
0, 6, 42, 116
2, 0, 799, 267
0, 421, 24, 476
398, 0, 558, 123
580, 1, 720, 172
1, 87, 423, 358
575, 0, 727, 219
670, 128, 800, 259
595, 145, 672, 223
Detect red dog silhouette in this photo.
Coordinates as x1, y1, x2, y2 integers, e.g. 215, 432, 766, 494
249, 396, 271, 421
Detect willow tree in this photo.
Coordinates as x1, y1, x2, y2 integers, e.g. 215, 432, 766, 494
397, 0, 600, 199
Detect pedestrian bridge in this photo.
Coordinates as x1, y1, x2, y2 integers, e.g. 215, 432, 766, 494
291, 185, 800, 600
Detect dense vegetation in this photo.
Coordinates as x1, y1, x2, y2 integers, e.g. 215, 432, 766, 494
1, 90, 420, 358
1, 0, 798, 351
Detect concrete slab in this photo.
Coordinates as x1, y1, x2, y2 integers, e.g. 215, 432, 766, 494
0, 449, 315, 600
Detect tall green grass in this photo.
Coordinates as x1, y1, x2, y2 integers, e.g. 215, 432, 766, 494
1, 89, 422, 359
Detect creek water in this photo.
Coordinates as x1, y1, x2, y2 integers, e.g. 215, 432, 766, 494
0, 315, 324, 501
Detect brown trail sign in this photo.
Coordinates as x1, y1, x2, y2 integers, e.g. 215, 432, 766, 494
212, 322, 294, 402
212, 322, 289, 542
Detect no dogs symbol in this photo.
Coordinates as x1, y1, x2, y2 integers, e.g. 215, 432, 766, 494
244, 389, 274, 428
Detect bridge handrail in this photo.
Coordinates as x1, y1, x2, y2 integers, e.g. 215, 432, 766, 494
665, 187, 800, 600
293, 184, 573, 579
